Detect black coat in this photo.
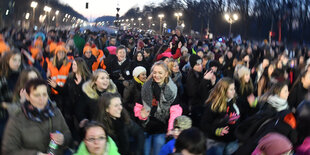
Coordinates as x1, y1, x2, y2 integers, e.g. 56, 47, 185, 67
186, 69, 214, 106
234, 103, 297, 154
235, 79, 258, 122
201, 99, 241, 143
123, 79, 142, 117
288, 82, 308, 110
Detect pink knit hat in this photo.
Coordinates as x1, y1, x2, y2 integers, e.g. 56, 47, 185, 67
252, 132, 292, 155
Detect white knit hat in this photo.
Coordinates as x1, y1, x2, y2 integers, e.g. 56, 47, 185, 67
132, 66, 146, 77
238, 66, 250, 79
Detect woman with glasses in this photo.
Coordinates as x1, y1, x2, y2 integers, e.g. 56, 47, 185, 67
74, 121, 120, 155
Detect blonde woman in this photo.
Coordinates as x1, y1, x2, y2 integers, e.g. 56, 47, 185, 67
201, 77, 240, 155
134, 61, 182, 155
76, 69, 118, 123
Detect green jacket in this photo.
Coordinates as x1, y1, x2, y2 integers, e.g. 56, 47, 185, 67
74, 136, 120, 155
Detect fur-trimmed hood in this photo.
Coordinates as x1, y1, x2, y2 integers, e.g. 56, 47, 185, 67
82, 79, 118, 99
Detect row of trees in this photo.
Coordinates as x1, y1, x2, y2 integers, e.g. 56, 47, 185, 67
121, 0, 310, 43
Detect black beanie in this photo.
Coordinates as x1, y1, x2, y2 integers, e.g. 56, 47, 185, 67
190, 54, 202, 68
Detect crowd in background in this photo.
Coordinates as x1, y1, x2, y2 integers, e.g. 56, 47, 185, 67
1, 25, 310, 155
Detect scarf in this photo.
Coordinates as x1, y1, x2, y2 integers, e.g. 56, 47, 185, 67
267, 95, 288, 112
141, 77, 177, 123
134, 76, 144, 86
22, 100, 55, 122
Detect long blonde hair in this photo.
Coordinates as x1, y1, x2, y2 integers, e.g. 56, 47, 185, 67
206, 77, 235, 112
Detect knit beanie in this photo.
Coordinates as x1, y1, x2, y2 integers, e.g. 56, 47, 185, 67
252, 132, 292, 155
55, 45, 67, 55
173, 115, 192, 131
132, 66, 146, 78
83, 46, 92, 55
238, 66, 250, 79
189, 54, 202, 68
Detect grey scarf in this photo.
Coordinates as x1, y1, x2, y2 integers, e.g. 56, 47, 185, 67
141, 77, 177, 123
267, 95, 288, 112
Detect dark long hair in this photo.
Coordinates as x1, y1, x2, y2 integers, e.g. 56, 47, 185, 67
13, 67, 42, 102
69, 57, 91, 81
95, 92, 130, 136
0, 50, 23, 78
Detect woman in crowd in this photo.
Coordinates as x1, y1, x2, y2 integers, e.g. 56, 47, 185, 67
235, 82, 297, 154
288, 70, 310, 111
235, 66, 258, 121
82, 45, 99, 72
168, 59, 184, 96
201, 77, 240, 155
257, 63, 275, 96
49, 57, 91, 142
134, 61, 182, 155
96, 92, 144, 155
2, 79, 71, 155
0, 50, 23, 150
74, 121, 120, 155
130, 51, 150, 75
46, 45, 72, 111
123, 66, 147, 118
2, 67, 42, 116
76, 69, 118, 123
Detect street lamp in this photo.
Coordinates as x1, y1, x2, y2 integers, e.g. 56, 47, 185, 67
148, 16, 152, 29
55, 10, 59, 26
224, 13, 239, 37
30, 1, 38, 27
158, 14, 164, 35
44, 6, 52, 26
174, 12, 182, 26
138, 17, 142, 28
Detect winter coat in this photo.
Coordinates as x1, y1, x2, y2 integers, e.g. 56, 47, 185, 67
123, 79, 143, 117
106, 57, 132, 82
288, 82, 308, 110
235, 79, 258, 122
76, 80, 117, 122
159, 138, 175, 155
2, 104, 71, 155
186, 69, 214, 106
234, 102, 297, 154
134, 78, 182, 134
201, 99, 241, 142
74, 137, 120, 155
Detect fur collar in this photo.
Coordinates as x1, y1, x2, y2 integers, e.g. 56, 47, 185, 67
82, 80, 118, 99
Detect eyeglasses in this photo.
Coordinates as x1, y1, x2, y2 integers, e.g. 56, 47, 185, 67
85, 136, 106, 143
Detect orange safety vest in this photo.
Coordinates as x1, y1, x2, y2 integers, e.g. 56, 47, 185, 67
47, 60, 72, 94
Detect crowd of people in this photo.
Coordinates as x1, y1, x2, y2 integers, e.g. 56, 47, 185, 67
0, 25, 310, 155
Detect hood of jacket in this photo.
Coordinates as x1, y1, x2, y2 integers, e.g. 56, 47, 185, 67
74, 136, 120, 155
82, 80, 118, 99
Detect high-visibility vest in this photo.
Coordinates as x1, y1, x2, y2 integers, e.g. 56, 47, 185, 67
47, 60, 72, 94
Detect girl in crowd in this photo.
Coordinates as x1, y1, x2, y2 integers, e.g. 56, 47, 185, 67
257, 63, 275, 96
77, 69, 118, 123
130, 51, 150, 75
288, 70, 310, 111
96, 92, 144, 155
46, 45, 72, 111
168, 59, 184, 96
0, 50, 23, 151
74, 121, 120, 155
134, 61, 182, 155
235, 66, 258, 121
123, 66, 147, 118
2, 67, 42, 116
201, 77, 240, 155
2, 79, 71, 155
49, 57, 91, 142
